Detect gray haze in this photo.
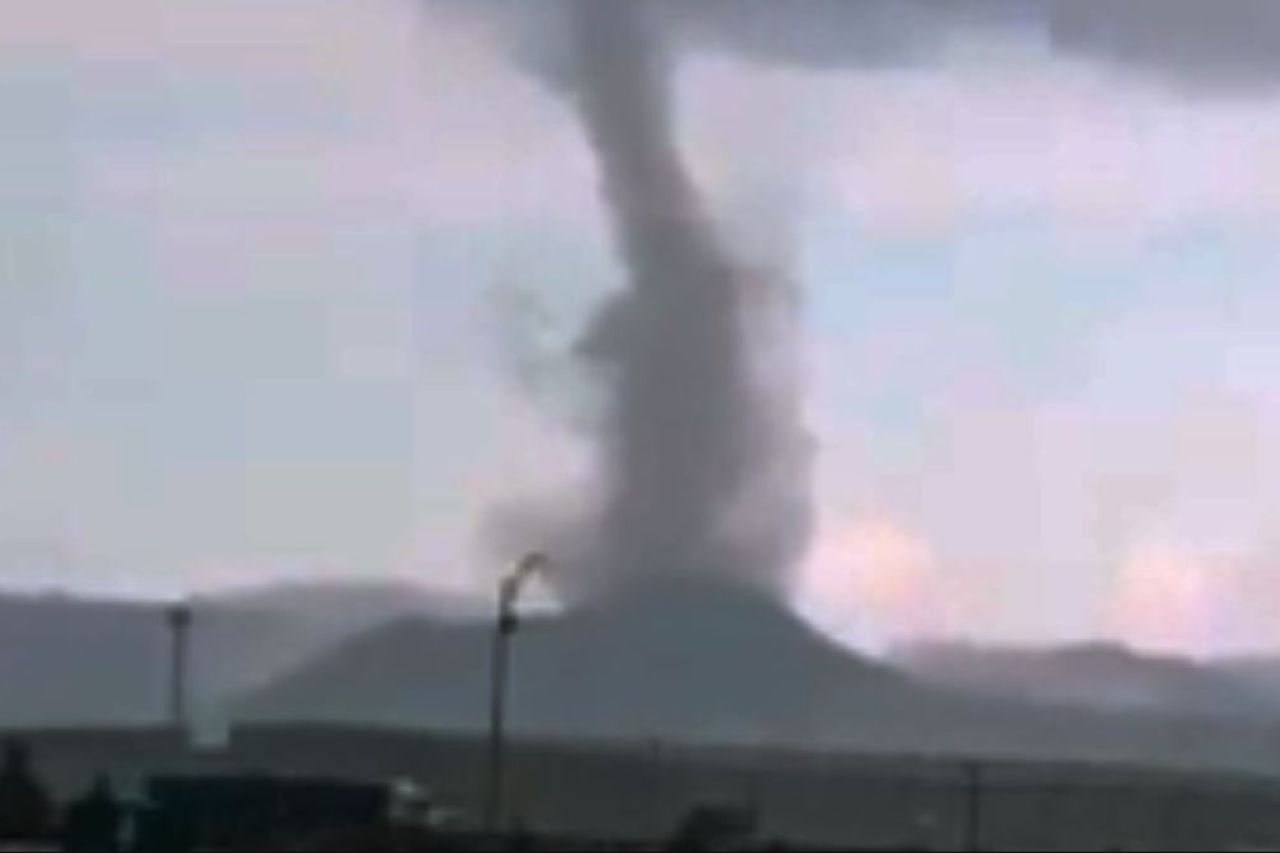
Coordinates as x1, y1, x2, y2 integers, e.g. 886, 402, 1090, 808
547, 2, 812, 596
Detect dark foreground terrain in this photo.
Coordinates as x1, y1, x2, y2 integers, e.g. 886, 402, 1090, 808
7, 722, 1280, 851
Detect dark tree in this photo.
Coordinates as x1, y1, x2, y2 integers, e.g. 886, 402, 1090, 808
63, 773, 123, 852
0, 739, 56, 843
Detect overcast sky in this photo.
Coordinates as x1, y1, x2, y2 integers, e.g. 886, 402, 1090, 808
5, 0, 1280, 656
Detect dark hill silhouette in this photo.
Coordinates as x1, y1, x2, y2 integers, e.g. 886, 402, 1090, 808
237, 573, 922, 741
894, 641, 1274, 718
236, 574, 1280, 774
0, 594, 174, 726
1218, 656, 1280, 706
0, 580, 472, 726
193, 579, 488, 701
8, 576, 1280, 774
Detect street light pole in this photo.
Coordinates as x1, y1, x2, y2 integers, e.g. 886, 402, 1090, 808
484, 552, 546, 835
485, 603, 513, 834
166, 601, 192, 730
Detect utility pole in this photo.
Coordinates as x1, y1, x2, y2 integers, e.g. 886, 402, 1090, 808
484, 552, 546, 835
166, 601, 192, 730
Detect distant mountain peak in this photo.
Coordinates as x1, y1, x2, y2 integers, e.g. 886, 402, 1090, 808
893, 639, 1273, 719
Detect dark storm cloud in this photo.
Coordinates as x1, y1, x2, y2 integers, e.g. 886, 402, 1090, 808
429, 0, 1280, 94
1043, 0, 1280, 93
